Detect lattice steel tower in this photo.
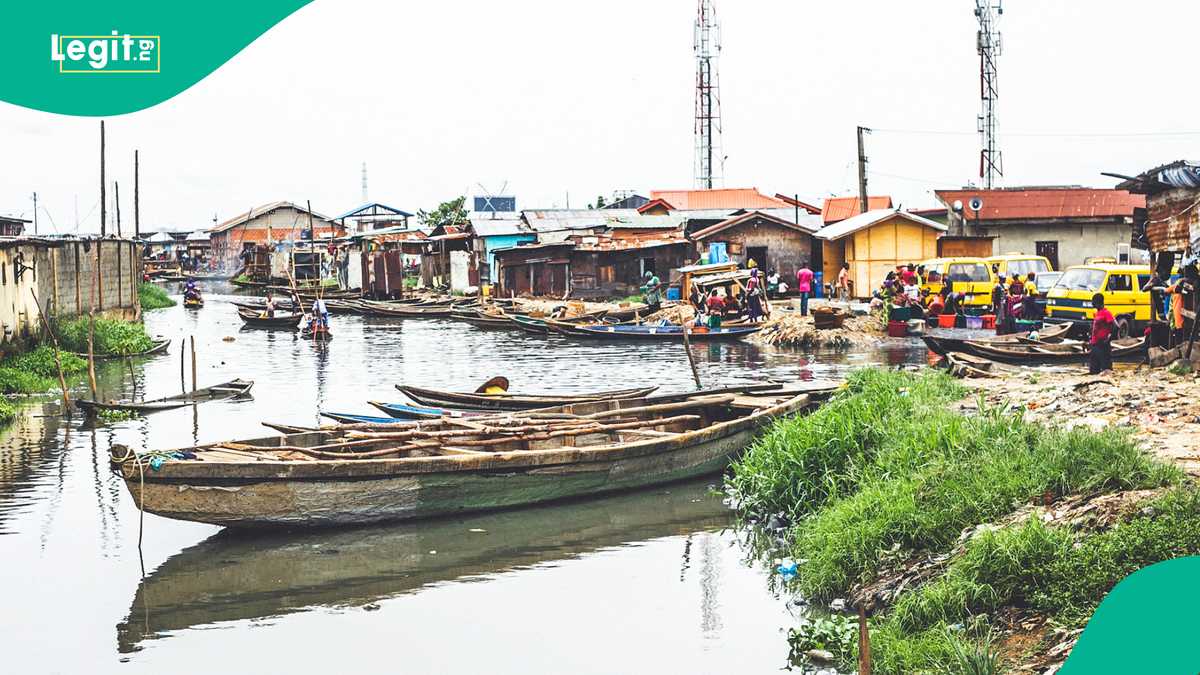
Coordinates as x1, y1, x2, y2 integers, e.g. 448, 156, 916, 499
361, 161, 369, 203
694, 0, 722, 189
976, 0, 1003, 188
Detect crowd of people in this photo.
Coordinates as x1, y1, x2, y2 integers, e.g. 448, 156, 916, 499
873, 263, 1046, 333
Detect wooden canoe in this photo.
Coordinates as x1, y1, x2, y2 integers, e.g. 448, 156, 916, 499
77, 379, 254, 415
368, 401, 484, 420
183, 296, 204, 308
923, 335, 1146, 363
108, 387, 833, 528
458, 310, 514, 329
320, 411, 407, 425
358, 300, 452, 318
397, 384, 658, 411
301, 324, 333, 341
560, 324, 760, 341
70, 337, 171, 361
237, 307, 303, 328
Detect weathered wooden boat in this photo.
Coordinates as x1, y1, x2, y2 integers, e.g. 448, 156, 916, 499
359, 300, 452, 318
108, 385, 836, 528
397, 383, 658, 411
458, 310, 515, 329
77, 379, 254, 415
69, 337, 171, 361
237, 307, 303, 329
560, 323, 760, 341
923, 334, 1146, 363
367, 401, 485, 420
509, 314, 553, 334
301, 323, 333, 341
183, 295, 204, 309
115, 479, 729, 653
320, 411, 407, 425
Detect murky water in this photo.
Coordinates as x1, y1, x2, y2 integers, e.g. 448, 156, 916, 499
0, 286, 926, 673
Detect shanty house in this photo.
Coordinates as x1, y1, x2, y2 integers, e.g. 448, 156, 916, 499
689, 210, 821, 279
209, 202, 343, 269
421, 224, 474, 291
334, 203, 414, 233
1115, 161, 1200, 268
815, 209, 945, 298
0, 216, 29, 237
933, 187, 1144, 269
467, 217, 534, 286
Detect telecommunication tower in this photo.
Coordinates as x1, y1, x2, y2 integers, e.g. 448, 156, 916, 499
976, 0, 1003, 188
361, 161, 369, 203
694, 0, 723, 189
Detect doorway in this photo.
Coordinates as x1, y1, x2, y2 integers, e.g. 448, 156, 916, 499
747, 246, 768, 269
1035, 241, 1059, 270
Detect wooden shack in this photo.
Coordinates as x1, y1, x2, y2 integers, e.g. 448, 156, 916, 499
689, 210, 818, 280
815, 208, 945, 298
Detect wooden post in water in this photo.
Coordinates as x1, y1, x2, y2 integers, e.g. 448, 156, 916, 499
858, 606, 872, 675
115, 181, 121, 236
190, 336, 197, 394
30, 290, 71, 411
180, 338, 185, 394
99, 121, 106, 237
681, 327, 702, 390
133, 150, 139, 238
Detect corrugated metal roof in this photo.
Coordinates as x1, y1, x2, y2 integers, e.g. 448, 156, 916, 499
691, 210, 821, 241
815, 208, 947, 241
335, 202, 414, 220
210, 201, 335, 234
933, 188, 1143, 221
469, 217, 527, 238
821, 196, 893, 224
185, 231, 210, 242
647, 188, 786, 210
521, 209, 680, 233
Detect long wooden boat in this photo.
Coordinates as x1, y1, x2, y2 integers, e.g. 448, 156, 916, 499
459, 310, 514, 329
923, 335, 1146, 363
301, 324, 333, 341
397, 384, 658, 411
561, 324, 760, 341
359, 300, 452, 318
510, 314, 553, 335
108, 386, 834, 528
922, 324, 1072, 356
183, 296, 204, 309
77, 379, 254, 415
320, 411, 407, 425
69, 337, 171, 361
237, 307, 303, 329
115, 478, 730, 654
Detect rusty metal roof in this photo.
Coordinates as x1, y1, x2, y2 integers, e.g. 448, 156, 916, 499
210, 201, 335, 234
821, 196, 893, 224
933, 187, 1143, 221
690, 210, 820, 241
647, 188, 786, 211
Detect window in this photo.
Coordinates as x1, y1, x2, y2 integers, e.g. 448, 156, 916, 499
1137, 274, 1151, 291
1105, 274, 1132, 291
1058, 268, 1106, 292
946, 263, 990, 282
1009, 258, 1050, 277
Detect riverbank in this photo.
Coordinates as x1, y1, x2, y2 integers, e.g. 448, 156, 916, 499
728, 368, 1199, 673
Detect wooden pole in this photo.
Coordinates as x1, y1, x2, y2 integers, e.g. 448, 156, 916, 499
858, 607, 872, 675
190, 335, 197, 394
133, 150, 139, 238
856, 126, 870, 217
115, 181, 121, 236
681, 327, 703, 390
100, 121, 106, 236
180, 338, 185, 394
30, 290, 71, 410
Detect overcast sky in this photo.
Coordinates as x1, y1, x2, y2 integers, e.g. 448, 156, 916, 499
1, 0, 1196, 233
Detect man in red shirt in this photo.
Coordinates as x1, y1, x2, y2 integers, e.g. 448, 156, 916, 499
1088, 293, 1116, 374
795, 262, 814, 316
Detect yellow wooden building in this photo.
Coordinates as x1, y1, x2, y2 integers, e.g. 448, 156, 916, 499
815, 209, 945, 298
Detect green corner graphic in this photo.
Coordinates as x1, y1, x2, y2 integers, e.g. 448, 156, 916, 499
1061, 556, 1200, 673
1, 1, 312, 116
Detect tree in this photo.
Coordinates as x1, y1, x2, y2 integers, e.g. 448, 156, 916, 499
417, 196, 469, 229
591, 195, 607, 209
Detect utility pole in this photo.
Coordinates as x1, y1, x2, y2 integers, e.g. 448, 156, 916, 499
114, 182, 121, 236
976, 0, 1004, 188
31, 192, 37, 235
99, 121, 106, 236
857, 126, 870, 216
134, 150, 140, 238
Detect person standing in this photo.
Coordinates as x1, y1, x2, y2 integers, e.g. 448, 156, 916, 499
311, 296, 330, 330
641, 271, 662, 314
746, 269, 766, 322
837, 262, 851, 301
796, 261, 814, 316
1088, 293, 1116, 374
264, 290, 278, 318
705, 289, 725, 328
992, 275, 1008, 334
1023, 272, 1040, 319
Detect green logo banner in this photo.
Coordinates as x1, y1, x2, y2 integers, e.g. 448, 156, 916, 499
1062, 557, 1200, 673
2, 1, 312, 116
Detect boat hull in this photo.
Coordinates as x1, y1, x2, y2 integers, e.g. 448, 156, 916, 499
121, 420, 765, 528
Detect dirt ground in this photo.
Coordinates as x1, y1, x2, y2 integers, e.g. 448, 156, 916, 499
951, 361, 1200, 476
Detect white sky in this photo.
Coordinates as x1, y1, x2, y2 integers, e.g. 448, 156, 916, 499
1, 0, 1196, 233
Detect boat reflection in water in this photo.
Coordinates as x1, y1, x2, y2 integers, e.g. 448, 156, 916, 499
117, 478, 731, 653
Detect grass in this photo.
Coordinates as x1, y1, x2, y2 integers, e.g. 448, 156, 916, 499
733, 367, 1189, 673
96, 408, 138, 423
0, 346, 88, 394
56, 317, 155, 356
616, 293, 645, 304
138, 282, 176, 310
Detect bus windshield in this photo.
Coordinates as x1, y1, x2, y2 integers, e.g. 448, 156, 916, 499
946, 263, 990, 283
1057, 268, 1106, 292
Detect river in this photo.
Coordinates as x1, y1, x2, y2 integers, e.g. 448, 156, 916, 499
0, 287, 926, 673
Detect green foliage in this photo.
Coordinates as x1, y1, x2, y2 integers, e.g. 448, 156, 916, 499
616, 293, 644, 304
591, 195, 607, 209
2, 346, 87, 378
96, 408, 138, 423
417, 196, 469, 230
787, 613, 860, 667
0, 399, 15, 425
233, 274, 251, 284
0, 368, 55, 395
138, 282, 176, 310
56, 318, 155, 356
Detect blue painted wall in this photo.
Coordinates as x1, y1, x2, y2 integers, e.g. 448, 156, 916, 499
482, 233, 537, 283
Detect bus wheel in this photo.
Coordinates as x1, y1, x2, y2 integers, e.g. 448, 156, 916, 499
1115, 317, 1131, 339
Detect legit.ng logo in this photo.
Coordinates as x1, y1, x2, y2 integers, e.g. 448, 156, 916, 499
50, 31, 160, 73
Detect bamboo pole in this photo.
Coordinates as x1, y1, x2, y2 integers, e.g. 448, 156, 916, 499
681, 327, 703, 390
179, 338, 185, 394
189, 336, 197, 394
29, 290, 71, 410
858, 607, 872, 675
86, 244, 98, 399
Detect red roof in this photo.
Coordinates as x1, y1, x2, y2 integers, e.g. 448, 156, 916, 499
821, 196, 893, 224
933, 188, 1144, 221
636, 198, 677, 214
648, 188, 785, 211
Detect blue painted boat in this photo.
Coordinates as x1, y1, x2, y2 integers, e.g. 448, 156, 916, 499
320, 411, 406, 425
563, 324, 760, 341
367, 401, 482, 420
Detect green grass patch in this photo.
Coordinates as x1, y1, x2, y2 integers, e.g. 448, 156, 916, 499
615, 293, 645, 304
96, 408, 138, 423
139, 282, 176, 310
0, 399, 16, 425
56, 318, 155, 356
0, 346, 88, 394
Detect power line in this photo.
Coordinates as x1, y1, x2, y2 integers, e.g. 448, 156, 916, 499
872, 127, 1200, 139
